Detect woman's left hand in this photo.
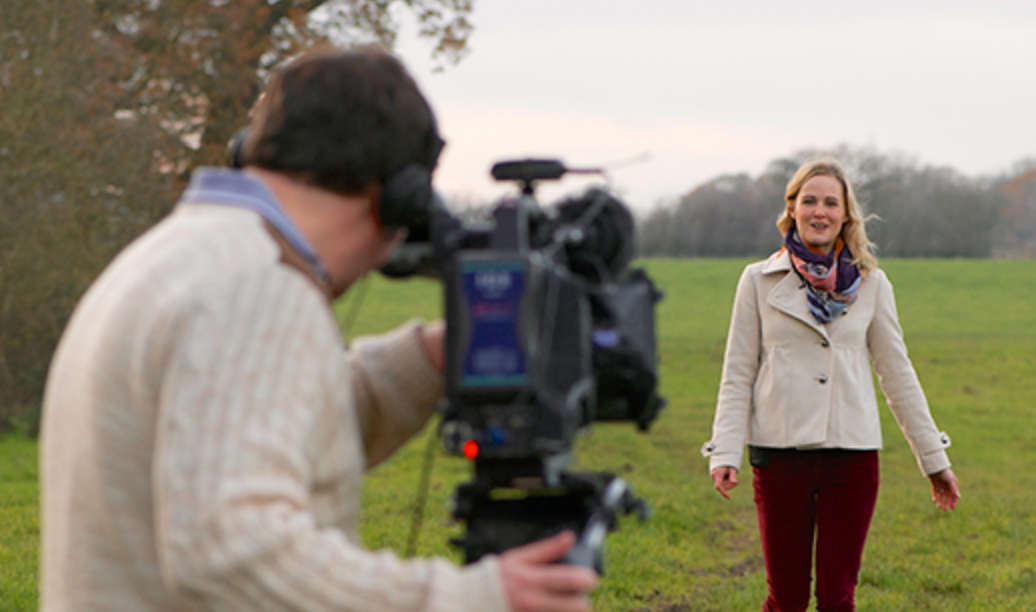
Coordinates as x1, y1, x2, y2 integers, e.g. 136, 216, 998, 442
928, 468, 961, 511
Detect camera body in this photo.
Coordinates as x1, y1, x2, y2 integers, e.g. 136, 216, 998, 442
383, 159, 664, 571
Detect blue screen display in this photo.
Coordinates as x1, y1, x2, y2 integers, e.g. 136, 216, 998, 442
460, 259, 527, 388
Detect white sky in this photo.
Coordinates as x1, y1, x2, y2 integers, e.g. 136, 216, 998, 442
392, 1, 1036, 212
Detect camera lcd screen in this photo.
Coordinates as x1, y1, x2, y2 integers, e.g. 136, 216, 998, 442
460, 259, 528, 388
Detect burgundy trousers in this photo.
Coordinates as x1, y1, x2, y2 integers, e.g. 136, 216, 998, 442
752, 448, 879, 612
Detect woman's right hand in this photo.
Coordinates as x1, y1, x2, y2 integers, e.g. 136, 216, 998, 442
710, 466, 739, 500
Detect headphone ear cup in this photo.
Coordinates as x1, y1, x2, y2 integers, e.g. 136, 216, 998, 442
228, 128, 250, 168
379, 164, 433, 234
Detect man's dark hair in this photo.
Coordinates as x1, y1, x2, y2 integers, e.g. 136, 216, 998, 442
241, 45, 442, 195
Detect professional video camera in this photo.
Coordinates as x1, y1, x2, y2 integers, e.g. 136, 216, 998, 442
383, 159, 664, 573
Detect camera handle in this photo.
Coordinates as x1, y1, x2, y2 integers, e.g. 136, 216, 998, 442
491, 159, 603, 195
562, 474, 649, 571
450, 471, 648, 574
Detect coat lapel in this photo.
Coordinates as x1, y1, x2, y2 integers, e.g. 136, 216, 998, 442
763, 251, 830, 341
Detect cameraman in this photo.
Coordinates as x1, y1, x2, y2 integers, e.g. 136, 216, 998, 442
40, 46, 597, 612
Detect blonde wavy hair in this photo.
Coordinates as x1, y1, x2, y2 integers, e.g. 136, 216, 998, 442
776, 159, 877, 273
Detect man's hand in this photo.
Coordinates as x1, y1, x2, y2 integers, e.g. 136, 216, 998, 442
710, 466, 739, 500
498, 531, 599, 612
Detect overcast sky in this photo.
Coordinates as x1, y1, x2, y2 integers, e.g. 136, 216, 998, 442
391, 1, 1036, 211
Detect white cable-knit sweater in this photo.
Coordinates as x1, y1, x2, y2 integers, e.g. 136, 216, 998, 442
40, 204, 507, 612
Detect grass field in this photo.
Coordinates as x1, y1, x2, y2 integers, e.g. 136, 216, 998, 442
3, 258, 1036, 611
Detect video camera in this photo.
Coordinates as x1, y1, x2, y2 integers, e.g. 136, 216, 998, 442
382, 159, 664, 572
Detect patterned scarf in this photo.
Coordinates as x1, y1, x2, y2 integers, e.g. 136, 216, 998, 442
783, 227, 861, 323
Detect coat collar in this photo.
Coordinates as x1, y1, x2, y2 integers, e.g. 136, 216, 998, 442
763, 250, 830, 340
762, 249, 792, 274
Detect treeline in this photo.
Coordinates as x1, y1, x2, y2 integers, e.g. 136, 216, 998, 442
638, 145, 1036, 259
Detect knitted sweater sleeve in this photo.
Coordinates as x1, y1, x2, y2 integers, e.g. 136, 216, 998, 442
152, 268, 508, 612
348, 320, 444, 469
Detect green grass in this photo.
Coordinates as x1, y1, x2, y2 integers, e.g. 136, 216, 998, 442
4, 259, 1036, 611
0, 435, 39, 612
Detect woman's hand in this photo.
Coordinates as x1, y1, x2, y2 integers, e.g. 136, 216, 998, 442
928, 468, 961, 511
710, 466, 739, 500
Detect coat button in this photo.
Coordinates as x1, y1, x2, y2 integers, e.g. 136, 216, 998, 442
821, 339, 830, 347
818, 374, 829, 384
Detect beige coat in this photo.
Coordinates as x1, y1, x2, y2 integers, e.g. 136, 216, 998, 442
703, 250, 951, 476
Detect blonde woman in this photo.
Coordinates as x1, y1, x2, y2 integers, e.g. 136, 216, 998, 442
702, 159, 960, 612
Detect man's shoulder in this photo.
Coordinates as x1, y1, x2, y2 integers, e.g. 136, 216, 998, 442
124, 205, 276, 284
87, 205, 312, 322
156, 203, 271, 254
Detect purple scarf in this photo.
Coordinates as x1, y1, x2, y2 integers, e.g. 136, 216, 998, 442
783, 227, 861, 323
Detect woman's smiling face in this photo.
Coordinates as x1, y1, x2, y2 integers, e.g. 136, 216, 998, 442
790, 175, 846, 253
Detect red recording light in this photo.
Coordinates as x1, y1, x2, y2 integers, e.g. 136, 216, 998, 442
463, 440, 480, 460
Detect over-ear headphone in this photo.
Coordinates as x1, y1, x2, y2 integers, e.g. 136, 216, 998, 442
376, 129, 444, 236
377, 163, 434, 236
228, 129, 249, 170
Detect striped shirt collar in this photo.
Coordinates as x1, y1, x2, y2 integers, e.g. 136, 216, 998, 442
179, 167, 331, 286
